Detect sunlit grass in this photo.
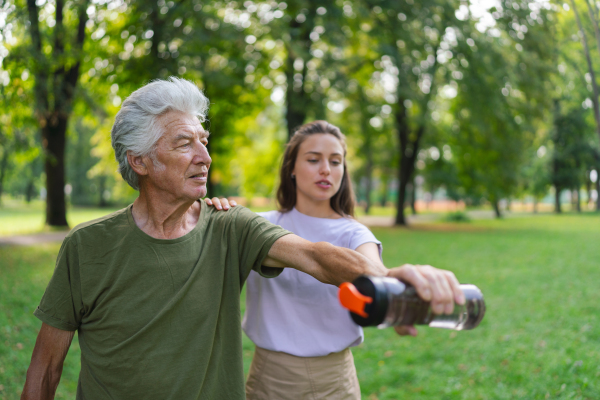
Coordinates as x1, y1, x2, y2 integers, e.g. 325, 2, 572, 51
0, 198, 122, 237
1, 212, 599, 399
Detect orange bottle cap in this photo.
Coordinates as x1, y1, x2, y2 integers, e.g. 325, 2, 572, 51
338, 282, 373, 318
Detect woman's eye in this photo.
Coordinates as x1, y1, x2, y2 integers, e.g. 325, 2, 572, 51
332, 160, 341, 165
308, 159, 318, 163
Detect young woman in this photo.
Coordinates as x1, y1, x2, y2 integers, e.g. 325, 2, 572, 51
242, 120, 383, 399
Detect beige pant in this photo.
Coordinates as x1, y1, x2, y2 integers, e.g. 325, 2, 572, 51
246, 346, 361, 400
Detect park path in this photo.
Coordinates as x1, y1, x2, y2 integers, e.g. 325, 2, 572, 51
0, 231, 70, 246
0, 210, 502, 246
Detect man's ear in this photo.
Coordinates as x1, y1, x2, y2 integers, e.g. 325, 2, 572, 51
127, 151, 149, 176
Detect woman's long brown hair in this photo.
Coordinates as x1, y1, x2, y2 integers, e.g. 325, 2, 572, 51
277, 120, 356, 217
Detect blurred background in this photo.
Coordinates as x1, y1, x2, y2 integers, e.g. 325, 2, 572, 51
2, 1, 600, 399
1, 0, 599, 228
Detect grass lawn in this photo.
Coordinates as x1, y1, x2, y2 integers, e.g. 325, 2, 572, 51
0, 199, 122, 237
1, 213, 599, 399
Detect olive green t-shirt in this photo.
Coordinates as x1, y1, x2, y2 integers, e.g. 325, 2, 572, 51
34, 200, 290, 400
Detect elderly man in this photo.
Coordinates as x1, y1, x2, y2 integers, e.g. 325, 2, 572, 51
22, 78, 463, 400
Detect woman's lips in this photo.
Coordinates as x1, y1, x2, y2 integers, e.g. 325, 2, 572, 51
316, 181, 332, 189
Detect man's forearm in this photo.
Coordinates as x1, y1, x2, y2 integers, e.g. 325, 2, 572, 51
22, 323, 74, 400
21, 363, 64, 400
265, 234, 388, 286
306, 241, 388, 286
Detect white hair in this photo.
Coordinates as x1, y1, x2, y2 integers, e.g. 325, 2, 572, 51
111, 77, 209, 190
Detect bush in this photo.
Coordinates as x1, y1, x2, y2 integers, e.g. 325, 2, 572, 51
443, 211, 470, 222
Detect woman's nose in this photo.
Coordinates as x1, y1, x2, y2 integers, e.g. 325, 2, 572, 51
320, 161, 330, 175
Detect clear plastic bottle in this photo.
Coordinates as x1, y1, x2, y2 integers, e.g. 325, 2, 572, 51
338, 275, 485, 330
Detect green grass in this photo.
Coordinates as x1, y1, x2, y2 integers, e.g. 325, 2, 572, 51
1, 213, 599, 399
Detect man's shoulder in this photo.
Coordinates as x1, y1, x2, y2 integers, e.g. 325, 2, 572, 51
66, 206, 131, 245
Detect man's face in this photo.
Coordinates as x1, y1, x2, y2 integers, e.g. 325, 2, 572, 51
143, 111, 211, 201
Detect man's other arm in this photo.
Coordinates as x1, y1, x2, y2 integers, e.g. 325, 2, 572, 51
263, 234, 464, 315
21, 323, 75, 400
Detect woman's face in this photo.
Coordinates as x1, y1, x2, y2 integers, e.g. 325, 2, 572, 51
292, 133, 345, 204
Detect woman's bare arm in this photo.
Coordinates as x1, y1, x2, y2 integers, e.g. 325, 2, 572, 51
21, 323, 75, 400
354, 242, 385, 268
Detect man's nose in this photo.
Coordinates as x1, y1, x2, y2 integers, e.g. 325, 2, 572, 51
193, 142, 212, 165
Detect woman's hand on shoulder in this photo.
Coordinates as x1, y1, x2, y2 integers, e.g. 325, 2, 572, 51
205, 197, 237, 211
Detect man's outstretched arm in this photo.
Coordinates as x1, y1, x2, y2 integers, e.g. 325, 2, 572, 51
21, 323, 75, 400
263, 234, 464, 318
263, 234, 387, 285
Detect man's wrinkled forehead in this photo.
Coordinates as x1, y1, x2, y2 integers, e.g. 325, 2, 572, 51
160, 111, 209, 138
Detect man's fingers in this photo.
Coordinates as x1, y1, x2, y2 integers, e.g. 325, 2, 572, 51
446, 270, 465, 305
394, 325, 418, 337
430, 268, 454, 314
388, 264, 463, 315
387, 264, 432, 301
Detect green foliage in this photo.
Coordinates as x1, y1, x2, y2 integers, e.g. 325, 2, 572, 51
0, 0, 598, 219
551, 105, 597, 190
443, 210, 470, 222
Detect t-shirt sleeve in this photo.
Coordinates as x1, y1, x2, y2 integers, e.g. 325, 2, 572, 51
349, 223, 383, 261
33, 234, 84, 331
233, 207, 292, 279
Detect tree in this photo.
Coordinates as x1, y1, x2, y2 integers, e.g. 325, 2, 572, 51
357, 0, 468, 225
551, 104, 596, 212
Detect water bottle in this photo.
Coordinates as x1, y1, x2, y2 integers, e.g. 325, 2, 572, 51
338, 275, 485, 330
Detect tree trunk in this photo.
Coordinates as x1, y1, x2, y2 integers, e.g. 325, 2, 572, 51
27, 0, 88, 227
98, 176, 107, 207
43, 118, 69, 226
364, 163, 372, 215
596, 178, 600, 211
380, 175, 389, 207
493, 200, 502, 218
360, 90, 373, 215
555, 186, 562, 213
586, 175, 592, 209
533, 198, 538, 214
575, 188, 581, 212
284, 5, 315, 140
394, 93, 426, 226
395, 172, 408, 225
26, 179, 36, 203
285, 53, 307, 138
410, 180, 417, 215
0, 144, 9, 205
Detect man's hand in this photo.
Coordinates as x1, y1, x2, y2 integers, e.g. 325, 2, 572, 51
387, 264, 465, 337
205, 197, 237, 210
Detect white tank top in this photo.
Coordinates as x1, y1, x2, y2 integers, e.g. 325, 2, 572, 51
242, 208, 382, 357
